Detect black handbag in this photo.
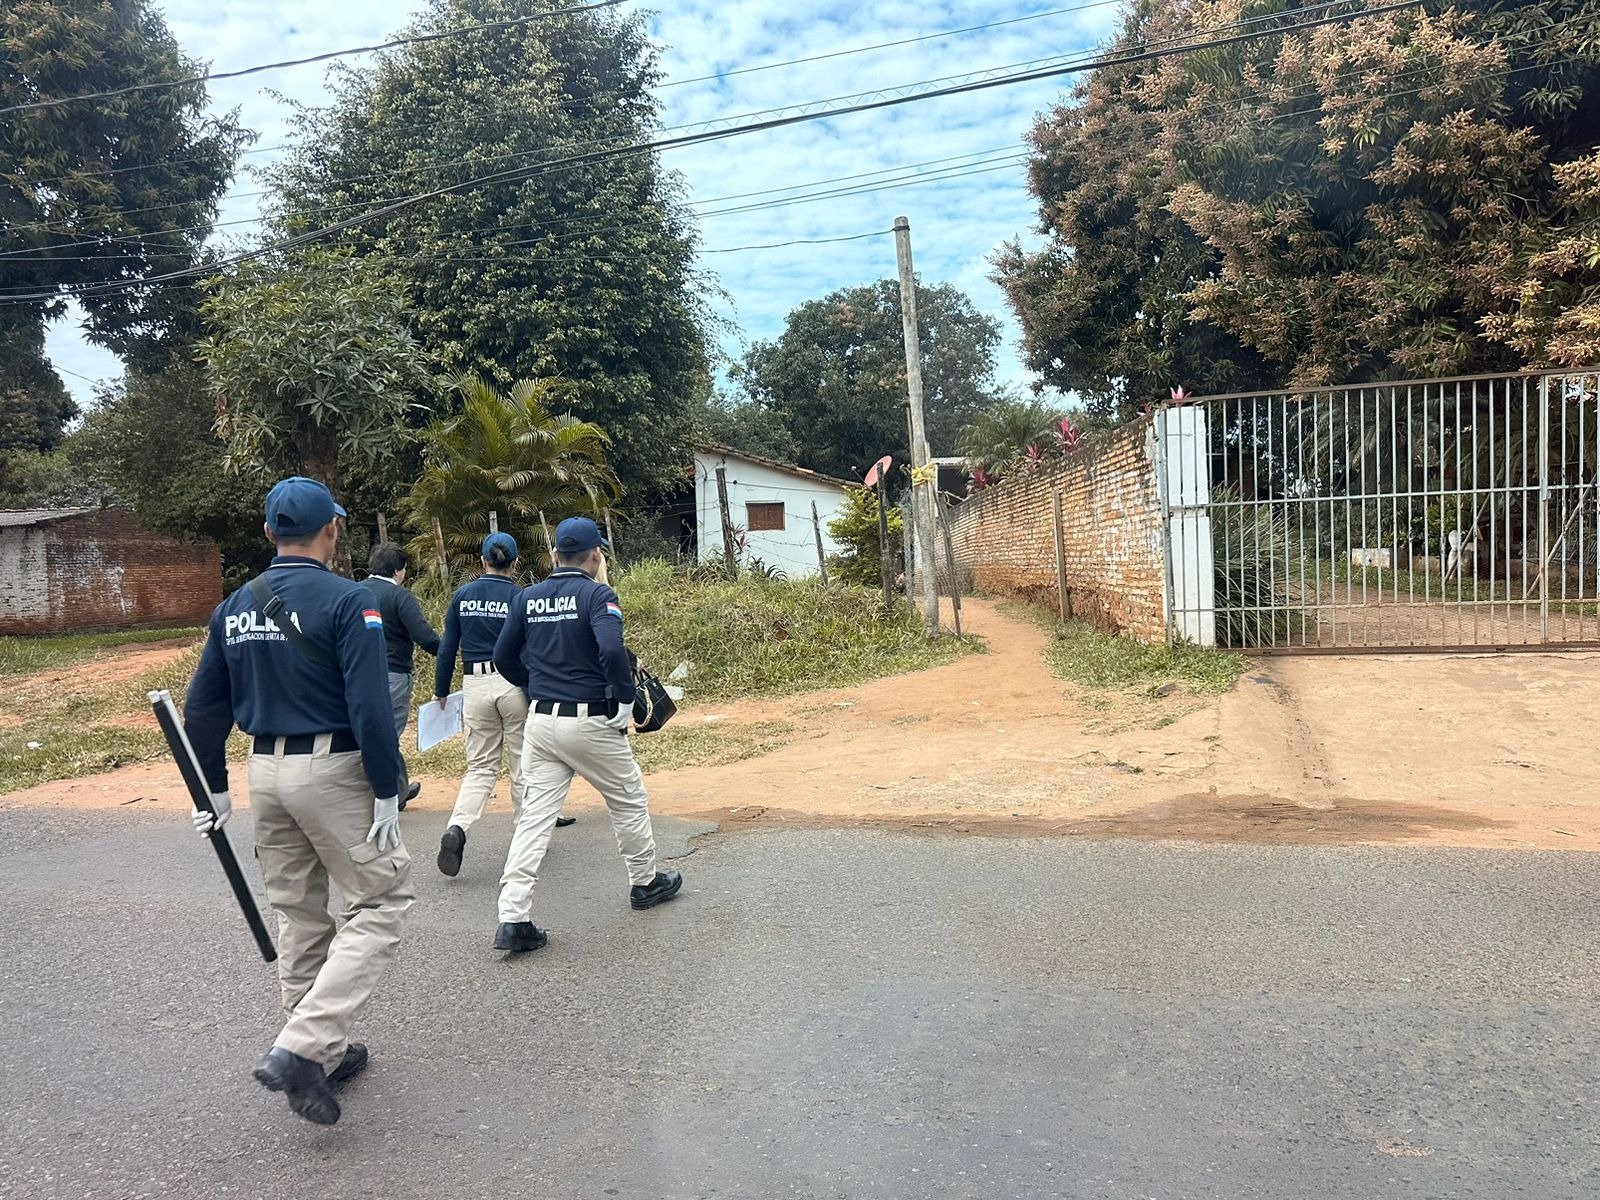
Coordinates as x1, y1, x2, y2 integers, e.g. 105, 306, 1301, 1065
631, 666, 677, 733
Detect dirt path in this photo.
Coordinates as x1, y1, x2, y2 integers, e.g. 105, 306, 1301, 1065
4, 603, 1596, 850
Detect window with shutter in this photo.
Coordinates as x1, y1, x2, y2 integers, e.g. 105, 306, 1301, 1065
745, 502, 785, 531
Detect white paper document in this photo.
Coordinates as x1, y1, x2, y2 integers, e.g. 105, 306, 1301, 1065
417, 691, 464, 752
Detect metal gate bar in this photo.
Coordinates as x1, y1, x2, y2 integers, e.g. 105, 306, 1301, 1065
1158, 369, 1600, 652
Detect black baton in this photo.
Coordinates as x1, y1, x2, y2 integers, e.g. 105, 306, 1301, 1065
149, 689, 278, 963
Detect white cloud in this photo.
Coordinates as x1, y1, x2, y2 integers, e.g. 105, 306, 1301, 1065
42, 0, 1123, 412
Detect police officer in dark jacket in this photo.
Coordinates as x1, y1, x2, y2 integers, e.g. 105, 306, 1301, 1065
433, 532, 575, 880
363, 543, 440, 808
488, 516, 681, 952
184, 477, 415, 1126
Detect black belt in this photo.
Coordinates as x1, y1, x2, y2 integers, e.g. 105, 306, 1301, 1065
252, 731, 359, 755
467, 661, 498, 675
532, 700, 613, 717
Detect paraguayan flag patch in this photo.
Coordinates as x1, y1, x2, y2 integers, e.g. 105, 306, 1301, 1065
605, 601, 623, 620
363, 609, 384, 630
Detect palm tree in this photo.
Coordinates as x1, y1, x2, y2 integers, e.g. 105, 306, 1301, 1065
956, 395, 1066, 478
402, 374, 619, 575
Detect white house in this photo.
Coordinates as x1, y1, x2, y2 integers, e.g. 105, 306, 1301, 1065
692, 446, 856, 578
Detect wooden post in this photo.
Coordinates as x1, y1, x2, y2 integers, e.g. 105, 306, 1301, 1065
811, 500, 829, 586
538, 511, 555, 565
875, 477, 893, 609
900, 509, 914, 608
715, 465, 738, 576
431, 517, 448, 582
488, 510, 499, 534
937, 499, 962, 638
604, 507, 619, 566
376, 512, 388, 544
1051, 488, 1071, 620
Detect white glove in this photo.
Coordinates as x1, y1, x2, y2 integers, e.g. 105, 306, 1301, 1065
367, 796, 401, 853
192, 792, 232, 837
605, 699, 633, 731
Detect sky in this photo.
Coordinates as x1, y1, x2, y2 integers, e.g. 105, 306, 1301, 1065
42, 0, 1127, 407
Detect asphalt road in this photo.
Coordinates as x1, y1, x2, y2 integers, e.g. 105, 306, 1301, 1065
0, 801, 1596, 1200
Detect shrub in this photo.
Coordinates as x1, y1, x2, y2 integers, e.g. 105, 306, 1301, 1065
826, 487, 902, 587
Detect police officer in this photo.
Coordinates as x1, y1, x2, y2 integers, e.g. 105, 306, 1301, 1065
489, 516, 682, 952
184, 477, 414, 1126
363, 543, 440, 809
432, 532, 573, 880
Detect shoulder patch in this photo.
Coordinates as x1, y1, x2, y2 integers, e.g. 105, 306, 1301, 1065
604, 601, 623, 620
363, 609, 384, 630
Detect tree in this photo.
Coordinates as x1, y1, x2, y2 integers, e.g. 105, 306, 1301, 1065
199, 250, 434, 575
1, 0, 247, 437
265, 0, 709, 500
402, 373, 620, 574
994, 0, 1270, 418
698, 388, 800, 464
955, 393, 1068, 478
736, 280, 1005, 480
826, 487, 904, 588
71, 356, 268, 576
1000, 0, 1600, 396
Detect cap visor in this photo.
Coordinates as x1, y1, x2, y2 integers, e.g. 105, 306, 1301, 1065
333, 502, 348, 518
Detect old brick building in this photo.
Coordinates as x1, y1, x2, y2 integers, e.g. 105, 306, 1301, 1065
0, 508, 221, 636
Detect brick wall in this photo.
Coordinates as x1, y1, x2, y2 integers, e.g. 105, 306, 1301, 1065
0, 510, 221, 635
941, 421, 1168, 642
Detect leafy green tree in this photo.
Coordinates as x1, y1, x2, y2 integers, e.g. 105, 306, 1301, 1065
0, 0, 247, 433
698, 388, 800, 463
736, 279, 1005, 480
826, 487, 903, 588
71, 356, 268, 575
955, 393, 1067, 478
265, 0, 709, 499
199, 250, 434, 574
1000, 0, 1600, 394
402, 373, 619, 574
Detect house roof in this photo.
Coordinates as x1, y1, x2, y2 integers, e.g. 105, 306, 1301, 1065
0, 507, 99, 529
696, 444, 856, 491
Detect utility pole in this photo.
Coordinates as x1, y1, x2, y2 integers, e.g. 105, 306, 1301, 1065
875, 476, 894, 609
894, 215, 940, 635
715, 465, 738, 576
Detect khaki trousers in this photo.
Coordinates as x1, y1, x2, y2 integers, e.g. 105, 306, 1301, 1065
445, 672, 529, 833
499, 711, 658, 922
250, 738, 415, 1068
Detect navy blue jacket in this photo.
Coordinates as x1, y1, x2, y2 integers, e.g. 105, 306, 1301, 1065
184, 556, 404, 799
362, 575, 440, 674
493, 567, 635, 705
434, 573, 520, 696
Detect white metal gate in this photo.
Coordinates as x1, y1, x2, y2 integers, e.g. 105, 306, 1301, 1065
1157, 370, 1600, 652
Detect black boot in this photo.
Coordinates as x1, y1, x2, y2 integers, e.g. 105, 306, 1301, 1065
630, 869, 684, 910
555, 815, 576, 828
327, 1042, 368, 1087
253, 1047, 340, 1125
437, 825, 466, 877
493, 921, 548, 953
403, 781, 422, 807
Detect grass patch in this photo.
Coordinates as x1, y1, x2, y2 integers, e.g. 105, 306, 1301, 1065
611, 560, 973, 702
0, 626, 201, 680
1007, 602, 1244, 695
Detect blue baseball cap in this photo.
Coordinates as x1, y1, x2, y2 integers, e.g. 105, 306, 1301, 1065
554, 516, 609, 554
264, 476, 346, 539
482, 531, 519, 560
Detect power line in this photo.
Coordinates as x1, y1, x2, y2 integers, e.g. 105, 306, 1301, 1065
7, 0, 1123, 190
0, 0, 1422, 305
0, 0, 636, 116
4, 0, 1366, 252
6, 0, 1362, 239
